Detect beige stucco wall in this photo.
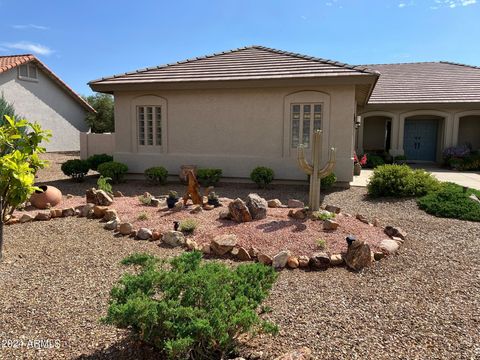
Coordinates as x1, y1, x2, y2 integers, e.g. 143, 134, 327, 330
0, 66, 89, 151
363, 116, 387, 151
458, 115, 480, 150
79, 132, 115, 159
113, 84, 357, 182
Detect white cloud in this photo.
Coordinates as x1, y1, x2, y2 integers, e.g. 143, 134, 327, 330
12, 24, 48, 30
431, 0, 476, 8
1, 41, 53, 56
398, 3, 407, 7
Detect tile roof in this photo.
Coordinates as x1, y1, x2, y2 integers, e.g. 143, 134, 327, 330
365, 61, 480, 104
89, 45, 378, 85
0, 54, 94, 112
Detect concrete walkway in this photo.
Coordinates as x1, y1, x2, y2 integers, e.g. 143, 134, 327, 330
350, 166, 480, 190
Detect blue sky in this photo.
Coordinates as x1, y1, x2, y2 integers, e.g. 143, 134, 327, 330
1, 0, 479, 95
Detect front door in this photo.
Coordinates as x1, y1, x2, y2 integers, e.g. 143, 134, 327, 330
404, 119, 438, 161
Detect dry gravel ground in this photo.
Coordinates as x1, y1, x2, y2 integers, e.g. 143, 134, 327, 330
0, 153, 479, 359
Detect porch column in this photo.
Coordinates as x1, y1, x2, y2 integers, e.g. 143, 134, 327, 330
443, 113, 455, 148
452, 113, 460, 147
389, 114, 401, 156
357, 116, 364, 154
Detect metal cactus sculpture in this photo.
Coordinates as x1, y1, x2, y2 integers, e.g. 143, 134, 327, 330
297, 130, 336, 211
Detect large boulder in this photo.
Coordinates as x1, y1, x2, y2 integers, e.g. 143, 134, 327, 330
258, 253, 273, 265
85, 188, 97, 204
228, 198, 252, 223
211, 234, 237, 255
287, 199, 304, 208
137, 228, 152, 240
95, 190, 113, 206
309, 252, 330, 271
162, 231, 185, 247
267, 199, 283, 208
272, 250, 290, 269
345, 239, 372, 271
246, 193, 268, 220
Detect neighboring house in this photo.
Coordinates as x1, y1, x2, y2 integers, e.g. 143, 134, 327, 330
89, 46, 480, 184
0, 54, 94, 151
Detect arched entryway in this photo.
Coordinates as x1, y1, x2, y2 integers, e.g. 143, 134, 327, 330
403, 114, 444, 162
362, 115, 392, 153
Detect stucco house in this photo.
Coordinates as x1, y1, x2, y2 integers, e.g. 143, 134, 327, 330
0, 54, 94, 151
89, 46, 480, 184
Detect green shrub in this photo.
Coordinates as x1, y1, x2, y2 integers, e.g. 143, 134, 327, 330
367, 164, 440, 198
103, 251, 278, 359
366, 154, 385, 168
97, 176, 112, 194
250, 167, 274, 188
97, 161, 128, 183
61, 159, 90, 182
316, 238, 327, 250
138, 194, 152, 205
418, 183, 480, 221
87, 153, 113, 171
144, 166, 168, 185
320, 173, 336, 190
196, 168, 222, 186
312, 210, 335, 221
179, 218, 197, 234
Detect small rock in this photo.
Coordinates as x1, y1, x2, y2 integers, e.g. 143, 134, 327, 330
103, 209, 118, 222
374, 251, 385, 261
50, 209, 63, 218
118, 222, 133, 235
86, 188, 97, 204
201, 243, 211, 254
80, 203, 95, 218
373, 218, 380, 227
356, 214, 369, 224
345, 239, 372, 271
113, 190, 124, 197
129, 230, 137, 238
384, 225, 407, 240
392, 236, 404, 244
330, 254, 344, 266
323, 219, 339, 230
287, 199, 304, 208
190, 205, 203, 214
104, 220, 118, 230
246, 193, 268, 220
173, 202, 184, 211
228, 198, 252, 223
62, 207, 76, 217
309, 252, 330, 270
162, 231, 186, 247
5, 217, 19, 225
257, 253, 273, 265
274, 347, 312, 360
298, 255, 310, 268
93, 206, 109, 218
231, 247, 239, 256
96, 190, 113, 206
267, 199, 283, 208
325, 205, 341, 214
35, 211, 51, 221
211, 234, 237, 255
380, 239, 400, 254
203, 204, 215, 211
236, 247, 252, 261
272, 250, 291, 269
185, 238, 199, 251
248, 246, 259, 258
19, 213, 34, 223
151, 231, 161, 241
287, 256, 299, 269
219, 209, 231, 220
288, 208, 308, 220
150, 198, 161, 207
137, 228, 153, 240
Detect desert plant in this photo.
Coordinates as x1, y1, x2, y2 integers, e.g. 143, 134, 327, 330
144, 166, 168, 185
168, 190, 178, 199
250, 167, 274, 188
97, 176, 113, 194
61, 159, 90, 182
418, 182, 480, 221
367, 164, 440, 198
138, 194, 153, 206
179, 218, 197, 234
137, 211, 149, 221
316, 238, 327, 249
320, 173, 336, 190
87, 153, 113, 171
207, 191, 220, 206
312, 210, 335, 221
97, 161, 128, 183
196, 168, 222, 186
103, 251, 278, 359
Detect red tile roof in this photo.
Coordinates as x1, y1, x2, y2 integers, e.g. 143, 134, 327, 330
0, 54, 95, 112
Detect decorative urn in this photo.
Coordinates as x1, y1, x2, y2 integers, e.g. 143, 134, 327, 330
30, 185, 62, 209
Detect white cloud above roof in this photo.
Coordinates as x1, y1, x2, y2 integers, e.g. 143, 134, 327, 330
1, 41, 53, 56
12, 24, 48, 30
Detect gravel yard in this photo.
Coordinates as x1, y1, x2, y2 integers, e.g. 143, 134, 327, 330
0, 153, 479, 359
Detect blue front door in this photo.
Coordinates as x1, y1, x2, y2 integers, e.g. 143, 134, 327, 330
404, 120, 438, 161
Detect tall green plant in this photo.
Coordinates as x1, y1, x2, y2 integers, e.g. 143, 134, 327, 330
0, 115, 51, 259
0, 95, 17, 126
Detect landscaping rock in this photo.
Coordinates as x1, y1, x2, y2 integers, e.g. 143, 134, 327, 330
162, 231, 185, 247
287, 256, 299, 269
104, 220, 118, 231
5, 217, 19, 225
35, 211, 51, 221
113, 190, 124, 197
185, 238, 199, 251
50, 209, 63, 218
85, 188, 97, 204
288, 199, 304, 208
267, 199, 283, 208
274, 347, 312, 360
323, 219, 339, 230
258, 253, 273, 265
236, 247, 252, 261
330, 254, 344, 266
19, 213, 34, 223
190, 205, 203, 214
118, 222, 133, 235
345, 239, 372, 271
288, 209, 308, 220
298, 255, 310, 268
211, 234, 237, 255
201, 243, 211, 254
374, 251, 385, 261
309, 252, 330, 271
96, 190, 113, 206
203, 204, 215, 211
173, 202, 184, 211
228, 198, 252, 223
137, 228, 152, 240
380, 239, 400, 254
373, 218, 380, 227
272, 250, 291, 269
93, 206, 108, 218
80, 204, 95, 218
219, 209, 231, 220
103, 209, 118, 222
246, 193, 268, 220
325, 205, 341, 214
62, 207, 76, 217
151, 231, 161, 241
392, 236, 404, 244
384, 225, 407, 240
66, 194, 74, 199
150, 198, 161, 207
248, 246, 259, 258
356, 214, 369, 224
231, 247, 239, 256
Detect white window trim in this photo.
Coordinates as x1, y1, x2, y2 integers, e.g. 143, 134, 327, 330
18, 64, 38, 82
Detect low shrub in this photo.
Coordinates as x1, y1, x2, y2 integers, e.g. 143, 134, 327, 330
138, 194, 152, 205
312, 210, 335, 221
366, 154, 385, 168
320, 173, 336, 190
97, 176, 112, 194
61, 159, 90, 182
87, 153, 113, 171
196, 168, 222, 186
103, 251, 278, 359
179, 218, 197, 234
97, 161, 128, 183
144, 166, 168, 185
367, 164, 440, 198
250, 167, 274, 188
418, 183, 480, 222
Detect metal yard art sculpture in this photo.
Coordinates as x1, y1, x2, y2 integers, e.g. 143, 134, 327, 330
297, 130, 336, 211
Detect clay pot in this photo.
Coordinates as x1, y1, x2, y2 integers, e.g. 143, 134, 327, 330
353, 163, 362, 176
30, 185, 62, 209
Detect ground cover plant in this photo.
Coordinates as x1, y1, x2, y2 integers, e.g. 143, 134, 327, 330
104, 251, 278, 359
